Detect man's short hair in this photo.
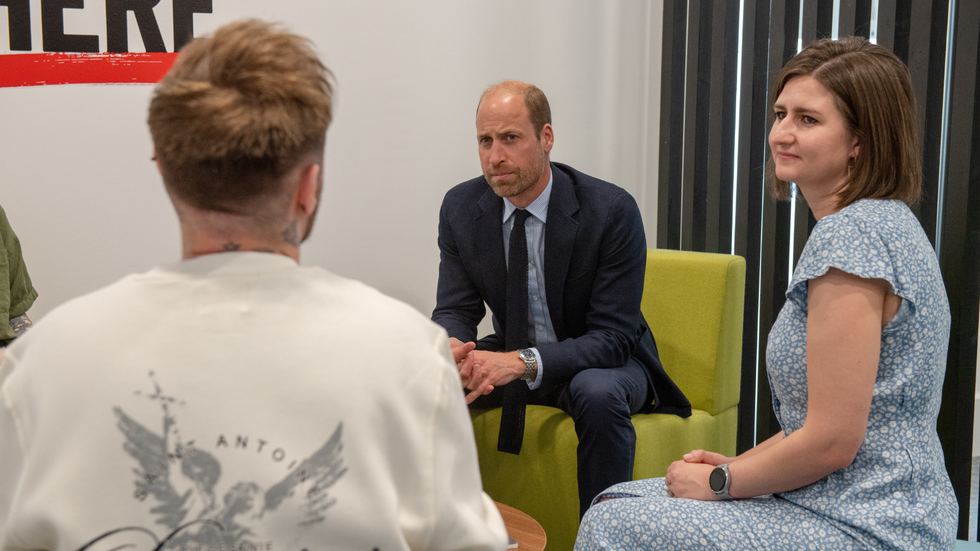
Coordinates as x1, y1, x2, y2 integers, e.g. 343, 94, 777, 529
148, 20, 334, 215
766, 37, 921, 207
478, 81, 552, 138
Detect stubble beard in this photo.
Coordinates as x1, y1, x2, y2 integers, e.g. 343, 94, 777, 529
484, 152, 548, 199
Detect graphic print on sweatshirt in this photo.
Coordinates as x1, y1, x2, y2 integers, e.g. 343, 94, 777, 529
80, 371, 347, 551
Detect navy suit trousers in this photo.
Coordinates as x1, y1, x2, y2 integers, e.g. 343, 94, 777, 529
471, 359, 649, 518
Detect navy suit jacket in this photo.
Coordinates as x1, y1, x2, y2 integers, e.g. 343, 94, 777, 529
432, 163, 690, 416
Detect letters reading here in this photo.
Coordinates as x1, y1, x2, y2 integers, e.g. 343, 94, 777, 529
0, 0, 212, 53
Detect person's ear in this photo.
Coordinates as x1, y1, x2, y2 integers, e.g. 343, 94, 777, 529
540, 123, 554, 154
296, 163, 320, 217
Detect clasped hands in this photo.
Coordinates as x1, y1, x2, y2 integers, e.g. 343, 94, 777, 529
664, 449, 734, 500
449, 337, 525, 404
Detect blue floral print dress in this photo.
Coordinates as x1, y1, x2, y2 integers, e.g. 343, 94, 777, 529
575, 199, 957, 550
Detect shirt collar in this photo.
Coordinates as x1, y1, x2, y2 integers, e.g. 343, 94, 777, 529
503, 167, 553, 224
160, 251, 299, 276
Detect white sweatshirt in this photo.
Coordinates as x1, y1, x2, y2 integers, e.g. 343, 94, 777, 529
0, 252, 506, 551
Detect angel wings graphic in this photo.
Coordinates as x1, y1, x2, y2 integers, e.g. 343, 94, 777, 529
89, 373, 347, 550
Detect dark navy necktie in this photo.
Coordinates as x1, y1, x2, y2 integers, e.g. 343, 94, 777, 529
499, 208, 531, 454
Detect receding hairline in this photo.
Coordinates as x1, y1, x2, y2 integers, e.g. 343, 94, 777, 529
476, 80, 534, 115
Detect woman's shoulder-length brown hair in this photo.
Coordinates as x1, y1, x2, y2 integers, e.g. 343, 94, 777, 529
766, 36, 922, 208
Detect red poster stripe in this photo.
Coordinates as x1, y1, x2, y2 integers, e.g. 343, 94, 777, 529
0, 52, 178, 88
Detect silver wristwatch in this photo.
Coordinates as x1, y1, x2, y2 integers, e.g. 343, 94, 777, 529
518, 348, 536, 381
709, 463, 733, 500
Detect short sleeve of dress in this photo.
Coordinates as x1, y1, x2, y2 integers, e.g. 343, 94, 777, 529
786, 200, 911, 315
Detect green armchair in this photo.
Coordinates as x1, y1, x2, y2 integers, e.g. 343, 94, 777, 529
470, 248, 746, 551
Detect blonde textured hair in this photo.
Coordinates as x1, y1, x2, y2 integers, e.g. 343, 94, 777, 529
767, 37, 921, 207
148, 20, 333, 214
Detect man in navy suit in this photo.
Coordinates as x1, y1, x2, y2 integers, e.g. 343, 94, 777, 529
432, 81, 690, 516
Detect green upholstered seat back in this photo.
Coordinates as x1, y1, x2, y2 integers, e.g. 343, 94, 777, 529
641, 249, 745, 415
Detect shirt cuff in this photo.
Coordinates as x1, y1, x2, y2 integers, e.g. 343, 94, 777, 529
525, 347, 543, 390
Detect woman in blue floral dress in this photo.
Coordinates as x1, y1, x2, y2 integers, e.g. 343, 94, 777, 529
575, 37, 956, 551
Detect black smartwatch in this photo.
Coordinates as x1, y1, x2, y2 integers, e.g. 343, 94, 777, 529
709, 463, 733, 500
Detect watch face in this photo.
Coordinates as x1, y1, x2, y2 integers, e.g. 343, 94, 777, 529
709, 467, 727, 492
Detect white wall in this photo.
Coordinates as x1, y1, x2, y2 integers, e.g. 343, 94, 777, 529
0, 0, 663, 321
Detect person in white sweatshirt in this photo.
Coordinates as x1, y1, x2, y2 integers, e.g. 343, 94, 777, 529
0, 19, 506, 551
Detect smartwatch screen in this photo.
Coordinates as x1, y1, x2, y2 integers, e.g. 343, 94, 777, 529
709, 467, 727, 492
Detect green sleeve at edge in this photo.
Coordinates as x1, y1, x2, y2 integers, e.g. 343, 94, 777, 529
0, 204, 38, 343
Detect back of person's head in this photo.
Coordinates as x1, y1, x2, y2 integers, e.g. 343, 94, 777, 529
148, 20, 333, 217
477, 80, 552, 138
767, 36, 921, 207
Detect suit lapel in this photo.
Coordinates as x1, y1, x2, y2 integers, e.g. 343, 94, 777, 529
476, 185, 507, 310
544, 164, 579, 339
